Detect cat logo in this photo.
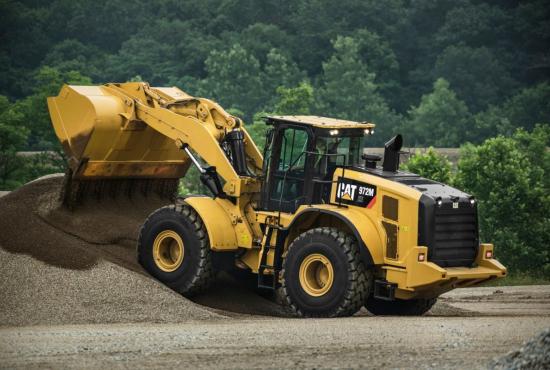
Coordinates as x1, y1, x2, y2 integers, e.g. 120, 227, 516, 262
335, 177, 377, 208
338, 183, 357, 200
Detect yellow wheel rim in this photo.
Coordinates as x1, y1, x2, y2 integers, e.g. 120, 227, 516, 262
299, 253, 334, 297
153, 230, 184, 272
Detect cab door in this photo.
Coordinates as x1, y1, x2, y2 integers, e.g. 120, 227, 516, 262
260, 125, 313, 213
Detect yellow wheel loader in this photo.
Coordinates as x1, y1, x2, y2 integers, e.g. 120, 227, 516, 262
47, 82, 507, 317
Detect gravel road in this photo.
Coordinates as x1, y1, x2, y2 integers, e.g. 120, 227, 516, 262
1, 285, 549, 370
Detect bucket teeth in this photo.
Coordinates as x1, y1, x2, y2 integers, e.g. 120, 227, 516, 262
60, 171, 178, 210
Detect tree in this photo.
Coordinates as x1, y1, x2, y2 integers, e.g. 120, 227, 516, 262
455, 127, 550, 277
513, 0, 550, 82
0, 96, 28, 189
200, 44, 265, 120
401, 148, 452, 183
353, 28, 400, 108
434, 44, 517, 112
14, 67, 92, 150
497, 83, 550, 132
262, 48, 305, 108
245, 82, 315, 152
472, 83, 550, 141
436, 2, 511, 49
221, 23, 294, 66
42, 39, 107, 82
274, 82, 314, 115
317, 36, 400, 144
405, 78, 471, 147
106, 36, 177, 86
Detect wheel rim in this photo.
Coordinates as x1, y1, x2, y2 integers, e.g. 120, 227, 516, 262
299, 253, 334, 297
153, 230, 184, 272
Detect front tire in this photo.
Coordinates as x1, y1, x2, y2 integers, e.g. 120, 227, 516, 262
365, 296, 437, 316
279, 227, 371, 317
137, 204, 214, 296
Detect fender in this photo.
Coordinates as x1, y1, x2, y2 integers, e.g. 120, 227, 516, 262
184, 196, 239, 251
286, 207, 384, 266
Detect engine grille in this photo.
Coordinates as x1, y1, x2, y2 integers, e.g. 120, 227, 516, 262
430, 205, 479, 267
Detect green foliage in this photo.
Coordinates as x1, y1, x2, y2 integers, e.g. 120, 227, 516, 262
317, 36, 400, 143
245, 83, 316, 152
436, 2, 511, 49
198, 44, 305, 121
0, 94, 65, 189
42, 39, 107, 81
406, 78, 471, 147
274, 82, 314, 115
178, 165, 206, 196
1, 0, 548, 143
15, 67, 92, 150
402, 148, 452, 184
200, 44, 264, 119
107, 37, 178, 86
263, 49, 305, 107
455, 126, 550, 277
0, 96, 28, 189
482, 272, 550, 287
245, 114, 271, 153
352, 28, 400, 107
21, 152, 66, 184
495, 83, 550, 132
434, 45, 517, 112
472, 83, 550, 143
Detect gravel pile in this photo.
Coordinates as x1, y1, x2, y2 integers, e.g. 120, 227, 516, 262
490, 329, 550, 370
0, 175, 224, 327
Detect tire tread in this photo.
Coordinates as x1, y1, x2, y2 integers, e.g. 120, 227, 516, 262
137, 204, 214, 296
278, 227, 371, 317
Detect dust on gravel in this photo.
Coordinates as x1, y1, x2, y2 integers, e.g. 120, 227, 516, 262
490, 329, 550, 370
0, 175, 224, 327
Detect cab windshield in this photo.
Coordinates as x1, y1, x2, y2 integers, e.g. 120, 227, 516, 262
312, 133, 365, 175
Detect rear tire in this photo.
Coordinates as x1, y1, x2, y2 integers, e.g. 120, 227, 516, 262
137, 204, 214, 296
279, 227, 371, 317
365, 296, 437, 316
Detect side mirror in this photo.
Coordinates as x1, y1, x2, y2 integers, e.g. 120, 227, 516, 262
362, 153, 382, 169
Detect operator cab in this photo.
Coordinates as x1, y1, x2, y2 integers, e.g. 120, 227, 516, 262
260, 115, 375, 213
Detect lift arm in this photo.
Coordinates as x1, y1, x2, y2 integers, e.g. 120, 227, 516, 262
105, 82, 263, 197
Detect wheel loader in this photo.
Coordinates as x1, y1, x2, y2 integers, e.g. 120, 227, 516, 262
47, 82, 507, 317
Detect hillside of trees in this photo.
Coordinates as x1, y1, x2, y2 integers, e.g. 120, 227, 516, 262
1, 1, 549, 150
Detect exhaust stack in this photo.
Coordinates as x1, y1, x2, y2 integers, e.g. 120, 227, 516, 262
382, 134, 403, 172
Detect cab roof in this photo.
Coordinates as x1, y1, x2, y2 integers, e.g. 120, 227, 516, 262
266, 115, 375, 129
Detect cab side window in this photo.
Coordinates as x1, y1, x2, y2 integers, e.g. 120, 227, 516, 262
269, 127, 310, 212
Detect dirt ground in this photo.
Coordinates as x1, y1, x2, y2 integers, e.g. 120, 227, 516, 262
0, 286, 549, 370
0, 176, 549, 369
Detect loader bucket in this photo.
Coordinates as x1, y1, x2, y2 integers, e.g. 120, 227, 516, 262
48, 84, 189, 206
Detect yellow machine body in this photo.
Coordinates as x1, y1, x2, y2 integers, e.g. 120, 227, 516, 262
48, 82, 506, 309
245, 166, 506, 299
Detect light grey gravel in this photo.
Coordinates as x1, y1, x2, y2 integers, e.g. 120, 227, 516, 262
490, 329, 550, 370
1, 316, 548, 370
